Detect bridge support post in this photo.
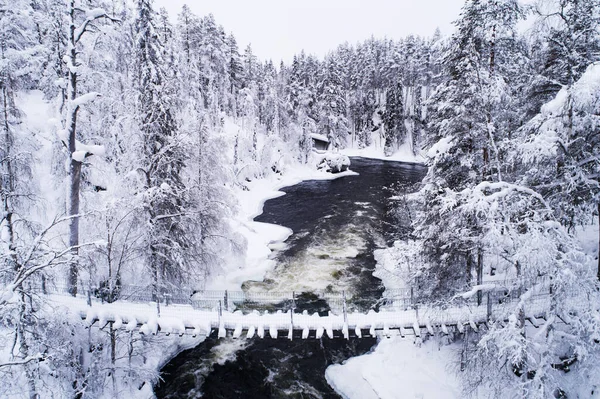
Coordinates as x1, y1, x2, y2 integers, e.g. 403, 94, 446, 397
218, 300, 222, 326
415, 305, 419, 322
224, 290, 228, 312
342, 291, 348, 325
486, 292, 492, 321
290, 291, 295, 339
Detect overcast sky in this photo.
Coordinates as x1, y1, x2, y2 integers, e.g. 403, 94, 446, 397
154, 0, 465, 64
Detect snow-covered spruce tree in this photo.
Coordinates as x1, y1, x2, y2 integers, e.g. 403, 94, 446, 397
431, 3, 600, 396
258, 60, 279, 134
526, 0, 600, 117
519, 63, 600, 278
226, 33, 244, 116
134, 0, 199, 292
196, 14, 228, 124
382, 82, 405, 155
286, 52, 319, 162
413, 0, 524, 299
317, 54, 348, 149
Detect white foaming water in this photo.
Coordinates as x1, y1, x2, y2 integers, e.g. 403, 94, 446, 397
210, 338, 250, 366
259, 223, 369, 293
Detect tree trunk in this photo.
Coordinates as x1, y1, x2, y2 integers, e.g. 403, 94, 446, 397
67, 0, 80, 296
1, 83, 18, 270
466, 251, 473, 285
110, 323, 116, 364
483, 147, 489, 180
18, 292, 38, 399
477, 249, 483, 305
67, 159, 81, 296
597, 202, 599, 281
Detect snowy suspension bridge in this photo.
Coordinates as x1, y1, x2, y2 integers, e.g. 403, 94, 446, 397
30, 278, 566, 340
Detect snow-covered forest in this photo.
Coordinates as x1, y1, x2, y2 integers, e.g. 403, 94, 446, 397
1, 0, 599, 397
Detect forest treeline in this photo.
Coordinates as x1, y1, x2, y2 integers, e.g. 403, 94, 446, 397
0, 0, 599, 397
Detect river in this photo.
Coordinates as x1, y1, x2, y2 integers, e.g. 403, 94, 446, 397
155, 157, 427, 399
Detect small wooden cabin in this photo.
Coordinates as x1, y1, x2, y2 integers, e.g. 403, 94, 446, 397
310, 133, 330, 151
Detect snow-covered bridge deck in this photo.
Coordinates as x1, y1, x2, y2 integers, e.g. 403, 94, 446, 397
41, 281, 560, 340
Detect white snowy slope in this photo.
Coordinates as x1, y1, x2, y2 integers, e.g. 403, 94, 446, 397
341, 125, 425, 164
342, 140, 425, 164
326, 335, 461, 399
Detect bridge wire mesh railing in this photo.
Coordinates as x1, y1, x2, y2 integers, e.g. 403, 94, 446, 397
18, 275, 574, 328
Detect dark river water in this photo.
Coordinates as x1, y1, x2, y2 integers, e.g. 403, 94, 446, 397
155, 157, 427, 399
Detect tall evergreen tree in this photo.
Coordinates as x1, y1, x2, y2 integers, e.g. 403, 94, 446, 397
135, 0, 192, 291
415, 0, 523, 297
318, 54, 348, 148
382, 82, 405, 155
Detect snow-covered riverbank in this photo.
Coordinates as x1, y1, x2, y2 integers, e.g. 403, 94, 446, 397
206, 161, 358, 291
207, 142, 428, 292
326, 335, 461, 399
341, 141, 425, 165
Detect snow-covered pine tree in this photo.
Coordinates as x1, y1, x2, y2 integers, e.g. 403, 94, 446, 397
226, 33, 244, 116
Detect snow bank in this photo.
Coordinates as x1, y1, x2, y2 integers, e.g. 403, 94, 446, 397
326, 336, 461, 399
342, 140, 425, 164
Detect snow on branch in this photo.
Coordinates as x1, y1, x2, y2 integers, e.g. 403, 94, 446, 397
456, 283, 497, 299
467, 181, 551, 211
72, 140, 106, 161
0, 354, 46, 369
71, 92, 101, 108
0, 215, 105, 305
426, 135, 454, 159
73, 8, 119, 44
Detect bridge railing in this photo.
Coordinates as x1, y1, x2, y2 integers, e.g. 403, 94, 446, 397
19, 274, 562, 324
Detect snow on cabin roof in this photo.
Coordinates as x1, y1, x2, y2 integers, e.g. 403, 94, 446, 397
310, 133, 329, 142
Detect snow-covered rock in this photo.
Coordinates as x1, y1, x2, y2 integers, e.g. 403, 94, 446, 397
317, 153, 351, 173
